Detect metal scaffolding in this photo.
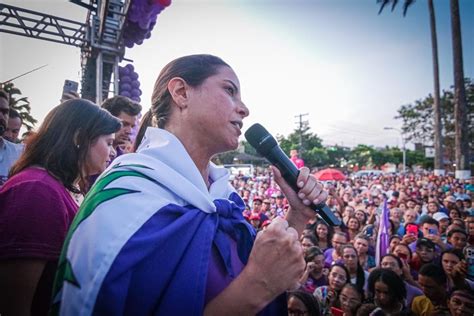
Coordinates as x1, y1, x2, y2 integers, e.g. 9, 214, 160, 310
0, 0, 130, 103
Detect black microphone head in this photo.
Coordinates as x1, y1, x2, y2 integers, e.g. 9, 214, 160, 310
245, 123, 278, 156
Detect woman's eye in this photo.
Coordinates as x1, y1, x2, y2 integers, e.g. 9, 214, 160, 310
225, 86, 234, 95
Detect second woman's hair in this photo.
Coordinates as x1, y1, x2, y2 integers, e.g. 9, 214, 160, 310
10, 99, 121, 193
367, 268, 406, 304
287, 290, 321, 316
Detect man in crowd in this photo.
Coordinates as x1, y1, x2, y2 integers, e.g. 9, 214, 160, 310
433, 212, 450, 241
407, 217, 448, 253
447, 228, 468, 250
448, 288, 474, 316
397, 208, 418, 236
101, 95, 142, 157
412, 238, 437, 273
3, 109, 22, 143
440, 195, 456, 214
412, 263, 448, 315
0, 90, 23, 185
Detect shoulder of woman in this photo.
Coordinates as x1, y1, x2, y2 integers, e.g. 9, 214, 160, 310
0, 169, 75, 227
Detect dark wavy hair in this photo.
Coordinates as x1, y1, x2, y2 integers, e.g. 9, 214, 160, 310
287, 290, 321, 316
10, 99, 121, 193
101, 95, 142, 117
314, 220, 334, 248
305, 246, 324, 262
367, 268, 406, 305
134, 54, 229, 150
341, 244, 366, 293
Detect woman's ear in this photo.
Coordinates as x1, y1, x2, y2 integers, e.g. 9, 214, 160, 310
167, 77, 189, 110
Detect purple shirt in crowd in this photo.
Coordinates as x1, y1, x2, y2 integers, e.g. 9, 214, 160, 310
324, 248, 336, 268
0, 167, 78, 316
405, 281, 423, 308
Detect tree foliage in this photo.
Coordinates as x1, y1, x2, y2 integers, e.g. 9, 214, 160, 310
0, 82, 37, 130
277, 125, 324, 167
395, 79, 474, 162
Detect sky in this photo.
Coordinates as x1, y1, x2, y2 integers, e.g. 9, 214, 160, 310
1, 0, 473, 150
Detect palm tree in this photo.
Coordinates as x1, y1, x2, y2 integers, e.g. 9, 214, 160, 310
450, 0, 470, 179
378, 0, 444, 175
0, 82, 37, 131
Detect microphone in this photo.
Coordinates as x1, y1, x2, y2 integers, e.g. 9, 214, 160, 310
245, 123, 341, 226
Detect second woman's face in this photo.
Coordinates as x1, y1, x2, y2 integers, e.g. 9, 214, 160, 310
186, 66, 249, 154
354, 238, 368, 255
329, 266, 348, 290
374, 281, 392, 308
316, 224, 328, 238
85, 134, 116, 175
342, 248, 358, 270
348, 219, 359, 230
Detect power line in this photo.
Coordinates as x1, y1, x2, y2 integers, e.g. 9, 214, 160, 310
294, 113, 309, 153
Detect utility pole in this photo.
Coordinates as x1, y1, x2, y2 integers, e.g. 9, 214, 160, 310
294, 113, 309, 153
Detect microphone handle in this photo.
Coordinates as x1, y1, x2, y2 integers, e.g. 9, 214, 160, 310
266, 146, 341, 226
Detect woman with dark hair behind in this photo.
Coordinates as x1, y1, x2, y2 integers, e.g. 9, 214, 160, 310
314, 220, 333, 251
314, 263, 350, 315
347, 216, 362, 242
367, 268, 412, 315
299, 246, 328, 294
341, 244, 368, 293
301, 233, 318, 256
52, 54, 328, 315
338, 283, 363, 316
0, 99, 120, 316
287, 290, 321, 316
354, 234, 375, 271
380, 254, 422, 308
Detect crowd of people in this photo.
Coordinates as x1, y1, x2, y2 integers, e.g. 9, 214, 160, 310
233, 167, 474, 315
0, 54, 473, 316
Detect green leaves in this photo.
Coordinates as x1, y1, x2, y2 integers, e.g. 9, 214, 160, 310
0, 82, 37, 131
395, 79, 474, 164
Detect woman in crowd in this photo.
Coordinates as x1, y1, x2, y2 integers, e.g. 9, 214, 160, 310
448, 288, 474, 316
354, 234, 376, 271
389, 235, 402, 253
324, 231, 348, 267
338, 283, 363, 316
300, 233, 318, 256
52, 54, 328, 315
393, 243, 413, 265
341, 244, 368, 293
287, 290, 321, 316
426, 200, 439, 216
354, 209, 368, 227
347, 216, 362, 242
440, 249, 474, 292
380, 254, 422, 307
300, 246, 327, 294
314, 263, 350, 316
449, 207, 462, 221
0, 99, 120, 316
314, 220, 333, 251
367, 268, 411, 315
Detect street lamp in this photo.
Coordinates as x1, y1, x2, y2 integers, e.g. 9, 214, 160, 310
384, 127, 406, 174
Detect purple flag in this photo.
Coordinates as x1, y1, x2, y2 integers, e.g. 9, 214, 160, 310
375, 199, 390, 265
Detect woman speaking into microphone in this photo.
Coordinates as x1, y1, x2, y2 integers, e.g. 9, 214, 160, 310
52, 54, 328, 315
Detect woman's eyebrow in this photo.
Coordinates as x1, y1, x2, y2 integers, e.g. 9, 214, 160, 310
224, 79, 239, 93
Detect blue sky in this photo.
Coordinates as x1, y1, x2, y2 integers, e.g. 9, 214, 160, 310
1, 0, 473, 149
